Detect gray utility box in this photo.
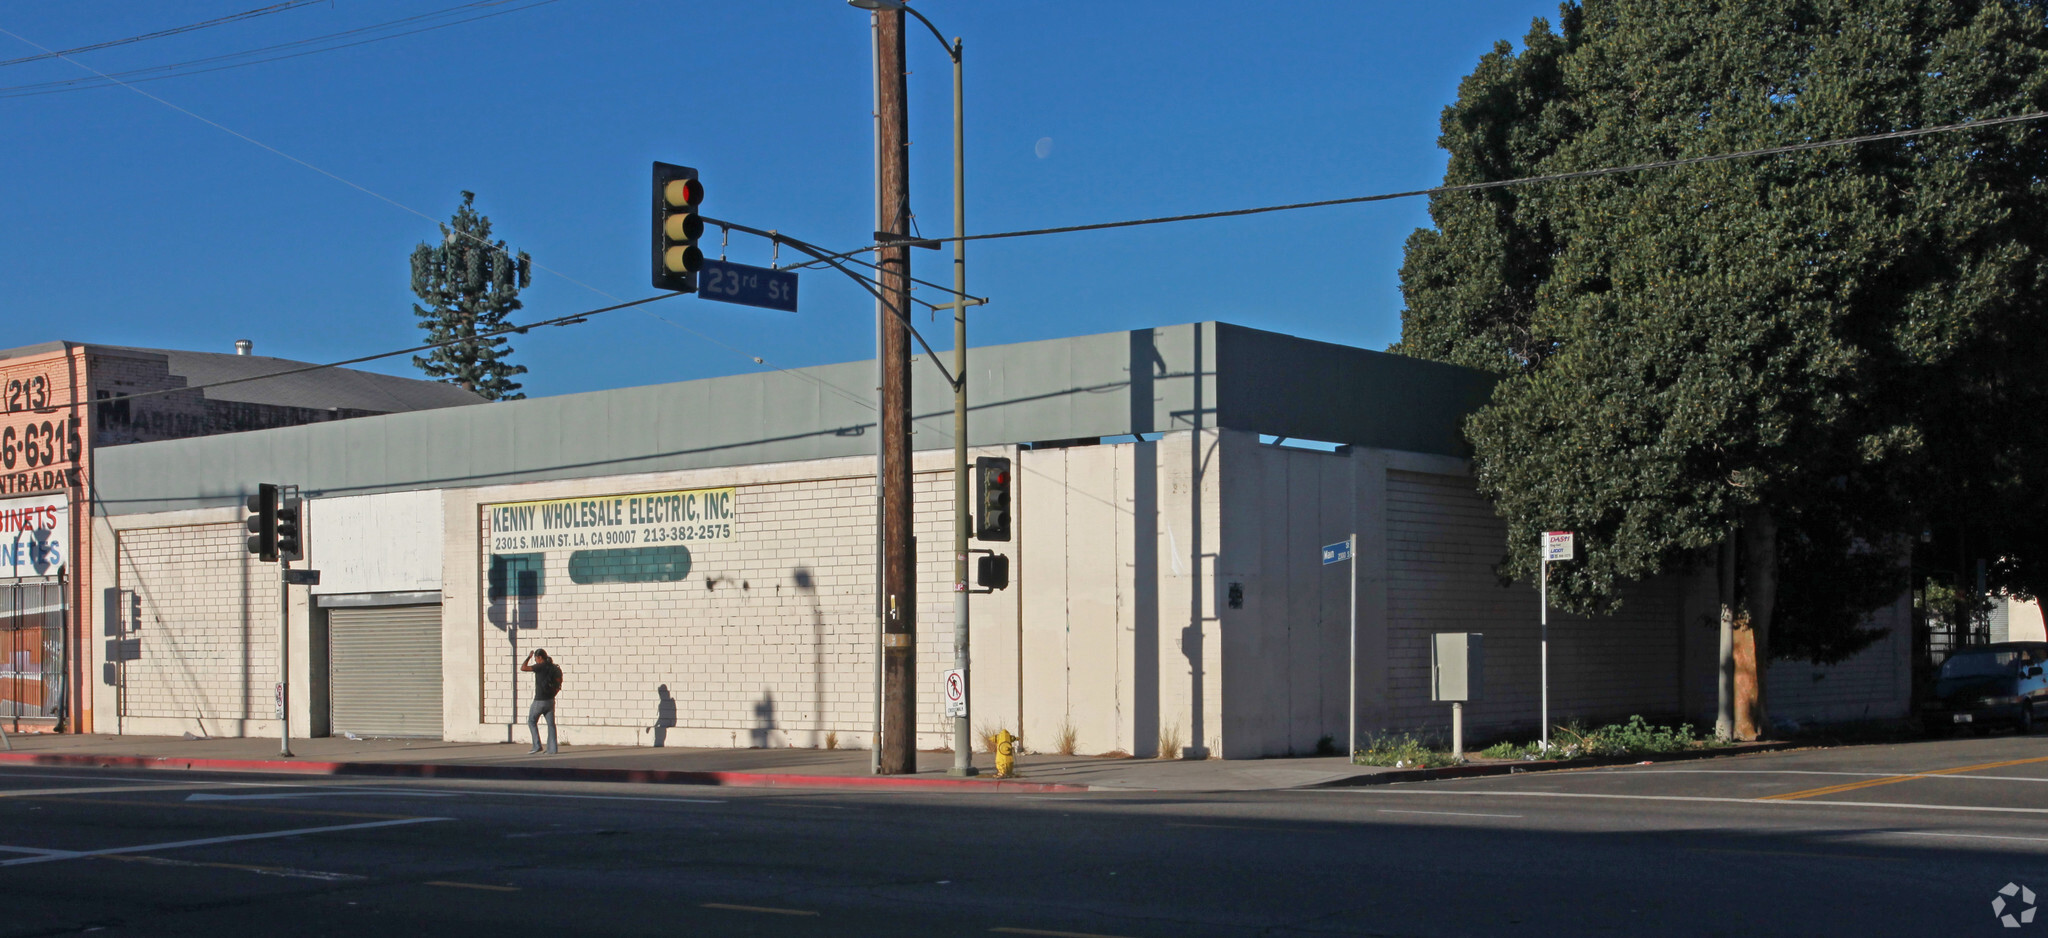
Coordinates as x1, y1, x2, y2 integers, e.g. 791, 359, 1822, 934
1432, 632, 1484, 702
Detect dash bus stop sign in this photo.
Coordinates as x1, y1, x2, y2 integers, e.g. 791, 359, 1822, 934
1321, 540, 1353, 565
1543, 531, 1575, 561
697, 258, 798, 312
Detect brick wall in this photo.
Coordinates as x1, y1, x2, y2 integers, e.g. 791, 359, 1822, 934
476, 470, 960, 747
115, 522, 277, 724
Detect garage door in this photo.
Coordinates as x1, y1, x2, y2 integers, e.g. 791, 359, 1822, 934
329, 605, 443, 738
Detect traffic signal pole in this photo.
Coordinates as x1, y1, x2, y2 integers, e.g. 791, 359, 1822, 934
947, 34, 975, 778
278, 553, 292, 758
875, 5, 917, 775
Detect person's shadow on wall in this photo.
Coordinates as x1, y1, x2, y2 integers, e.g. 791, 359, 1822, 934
652, 684, 677, 747
751, 691, 776, 748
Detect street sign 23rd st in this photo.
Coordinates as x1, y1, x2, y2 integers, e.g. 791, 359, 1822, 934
697, 258, 798, 313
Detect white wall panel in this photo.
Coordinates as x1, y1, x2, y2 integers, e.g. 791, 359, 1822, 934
309, 490, 444, 596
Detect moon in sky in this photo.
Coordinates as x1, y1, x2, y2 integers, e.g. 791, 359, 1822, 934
1034, 137, 1053, 159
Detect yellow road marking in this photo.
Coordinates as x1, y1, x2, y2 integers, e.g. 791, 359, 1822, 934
1757, 755, 2048, 801
19, 796, 414, 821
427, 881, 520, 892
701, 902, 819, 917
993, 928, 1141, 938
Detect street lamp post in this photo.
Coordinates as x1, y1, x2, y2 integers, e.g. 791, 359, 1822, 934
850, 0, 976, 777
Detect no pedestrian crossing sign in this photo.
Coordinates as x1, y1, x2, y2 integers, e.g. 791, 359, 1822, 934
1543, 531, 1575, 562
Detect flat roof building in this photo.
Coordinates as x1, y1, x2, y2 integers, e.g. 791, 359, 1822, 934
80, 324, 1908, 754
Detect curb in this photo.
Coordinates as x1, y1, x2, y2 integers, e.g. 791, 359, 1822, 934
0, 751, 1090, 794
1310, 741, 1803, 788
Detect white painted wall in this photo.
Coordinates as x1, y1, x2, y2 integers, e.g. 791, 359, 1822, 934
90, 505, 316, 740
308, 490, 445, 595
90, 427, 1915, 753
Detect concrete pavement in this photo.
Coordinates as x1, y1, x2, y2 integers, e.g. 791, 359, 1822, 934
4, 734, 2045, 936
0, 732, 1392, 792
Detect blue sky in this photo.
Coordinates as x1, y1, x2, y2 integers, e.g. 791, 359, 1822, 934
0, 0, 1562, 398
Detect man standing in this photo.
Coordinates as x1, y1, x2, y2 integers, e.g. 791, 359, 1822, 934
520, 648, 563, 754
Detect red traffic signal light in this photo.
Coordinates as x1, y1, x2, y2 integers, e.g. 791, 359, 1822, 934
653, 161, 704, 293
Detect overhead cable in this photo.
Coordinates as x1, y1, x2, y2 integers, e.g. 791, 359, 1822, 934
0, 1, 325, 68
813, 110, 2048, 267
0, 0, 563, 98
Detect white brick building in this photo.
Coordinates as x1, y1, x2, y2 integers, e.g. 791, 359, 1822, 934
85, 324, 1911, 756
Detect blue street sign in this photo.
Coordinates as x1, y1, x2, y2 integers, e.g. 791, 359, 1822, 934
696, 258, 798, 312
1322, 540, 1352, 565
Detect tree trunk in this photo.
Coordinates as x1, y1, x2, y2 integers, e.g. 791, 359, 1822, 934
1734, 507, 1779, 740
1715, 535, 1737, 740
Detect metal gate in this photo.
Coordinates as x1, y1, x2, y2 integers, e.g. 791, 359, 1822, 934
2, 580, 65, 732
329, 604, 442, 738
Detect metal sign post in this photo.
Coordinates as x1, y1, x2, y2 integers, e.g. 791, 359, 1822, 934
1323, 536, 1356, 756
1540, 531, 1574, 753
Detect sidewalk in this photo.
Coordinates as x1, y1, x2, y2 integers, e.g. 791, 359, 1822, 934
0, 733, 1389, 792
0, 732, 1798, 793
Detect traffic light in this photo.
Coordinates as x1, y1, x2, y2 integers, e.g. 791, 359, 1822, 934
245, 483, 279, 562
276, 495, 301, 560
652, 161, 704, 293
976, 456, 1011, 541
976, 553, 1009, 590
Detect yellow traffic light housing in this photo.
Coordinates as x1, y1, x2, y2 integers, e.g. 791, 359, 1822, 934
653, 161, 704, 292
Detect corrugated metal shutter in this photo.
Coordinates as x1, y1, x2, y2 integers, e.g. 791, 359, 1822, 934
330, 605, 442, 738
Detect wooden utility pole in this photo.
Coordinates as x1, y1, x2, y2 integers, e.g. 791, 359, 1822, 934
875, 6, 917, 775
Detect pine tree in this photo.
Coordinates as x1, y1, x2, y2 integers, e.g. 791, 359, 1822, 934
411, 191, 533, 401
1395, 0, 2048, 738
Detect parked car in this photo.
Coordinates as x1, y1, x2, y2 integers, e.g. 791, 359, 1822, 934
1923, 642, 2048, 735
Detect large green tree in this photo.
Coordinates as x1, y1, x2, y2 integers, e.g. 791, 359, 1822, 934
411, 191, 533, 401
1395, 0, 2048, 738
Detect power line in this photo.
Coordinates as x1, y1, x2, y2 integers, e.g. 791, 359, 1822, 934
812, 109, 2048, 267
0, 0, 564, 99
0, 1, 324, 69
89, 293, 677, 408
0, 20, 909, 428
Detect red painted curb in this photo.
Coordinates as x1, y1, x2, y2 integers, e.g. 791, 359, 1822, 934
0, 751, 1087, 793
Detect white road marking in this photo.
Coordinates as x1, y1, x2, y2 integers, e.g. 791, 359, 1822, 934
185, 791, 456, 802
104, 854, 366, 882
0, 782, 282, 799
1377, 809, 1525, 819
346, 786, 725, 805
0, 816, 451, 867
1329, 788, 2048, 817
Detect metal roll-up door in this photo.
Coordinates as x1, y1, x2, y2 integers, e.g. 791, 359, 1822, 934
329, 605, 443, 738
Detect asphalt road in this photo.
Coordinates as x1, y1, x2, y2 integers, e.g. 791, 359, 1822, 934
2, 734, 2045, 937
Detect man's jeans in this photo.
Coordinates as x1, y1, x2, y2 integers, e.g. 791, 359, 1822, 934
527, 698, 557, 754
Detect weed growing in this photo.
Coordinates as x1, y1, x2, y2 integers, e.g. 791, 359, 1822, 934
1158, 722, 1183, 760
1480, 716, 1731, 760
1353, 732, 1461, 769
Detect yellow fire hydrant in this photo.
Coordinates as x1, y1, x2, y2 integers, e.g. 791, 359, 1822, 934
994, 729, 1016, 778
